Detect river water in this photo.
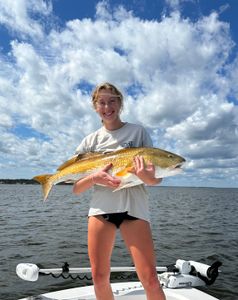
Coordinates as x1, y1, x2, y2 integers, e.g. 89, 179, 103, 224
0, 184, 237, 300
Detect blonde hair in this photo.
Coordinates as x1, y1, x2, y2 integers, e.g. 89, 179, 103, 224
92, 82, 123, 110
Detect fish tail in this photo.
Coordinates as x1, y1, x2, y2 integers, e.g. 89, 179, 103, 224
33, 174, 53, 201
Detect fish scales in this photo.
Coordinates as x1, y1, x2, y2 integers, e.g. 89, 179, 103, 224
33, 147, 185, 201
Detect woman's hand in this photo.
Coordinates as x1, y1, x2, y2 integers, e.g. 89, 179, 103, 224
91, 163, 121, 188
130, 156, 162, 186
73, 163, 121, 195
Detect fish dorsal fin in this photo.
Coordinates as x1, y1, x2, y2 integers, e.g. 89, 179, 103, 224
57, 156, 78, 171
76, 151, 107, 161
57, 151, 106, 171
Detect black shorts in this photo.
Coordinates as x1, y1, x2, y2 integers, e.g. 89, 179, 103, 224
101, 212, 138, 228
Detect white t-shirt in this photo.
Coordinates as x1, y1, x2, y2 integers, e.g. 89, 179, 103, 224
75, 122, 153, 221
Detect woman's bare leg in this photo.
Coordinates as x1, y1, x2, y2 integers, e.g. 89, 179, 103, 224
88, 216, 117, 300
120, 219, 166, 300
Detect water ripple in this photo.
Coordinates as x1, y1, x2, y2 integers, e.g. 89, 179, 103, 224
0, 185, 237, 300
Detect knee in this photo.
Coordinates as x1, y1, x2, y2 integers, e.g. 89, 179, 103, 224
91, 268, 110, 287
140, 268, 160, 290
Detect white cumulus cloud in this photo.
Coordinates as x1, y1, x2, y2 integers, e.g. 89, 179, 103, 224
0, 0, 52, 39
0, 0, 237, 187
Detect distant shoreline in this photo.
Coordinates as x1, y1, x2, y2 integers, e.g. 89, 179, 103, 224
0, 179, 37, 184
0, 179, 72, 185
0, 179, 236, 189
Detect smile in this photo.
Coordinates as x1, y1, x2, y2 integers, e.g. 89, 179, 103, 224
104, 111, 114, 117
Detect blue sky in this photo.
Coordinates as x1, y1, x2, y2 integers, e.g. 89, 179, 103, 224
0, 0, 237, 188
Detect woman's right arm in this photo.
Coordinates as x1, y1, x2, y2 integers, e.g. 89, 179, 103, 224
73, 163, 121, 195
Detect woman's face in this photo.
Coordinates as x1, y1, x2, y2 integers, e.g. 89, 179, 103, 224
95, 89, 122, 124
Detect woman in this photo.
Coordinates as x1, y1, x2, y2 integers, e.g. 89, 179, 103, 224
73, 82, 166, 300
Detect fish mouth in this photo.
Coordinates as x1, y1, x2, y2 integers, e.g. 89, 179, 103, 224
173, 162, 185, 169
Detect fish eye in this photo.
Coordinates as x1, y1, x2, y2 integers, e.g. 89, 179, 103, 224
168, 154, 174, 158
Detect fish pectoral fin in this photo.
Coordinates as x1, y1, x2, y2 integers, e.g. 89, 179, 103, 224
115, 166, 134, 177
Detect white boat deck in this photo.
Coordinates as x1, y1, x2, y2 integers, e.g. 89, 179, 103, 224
19, 282, 219, 300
